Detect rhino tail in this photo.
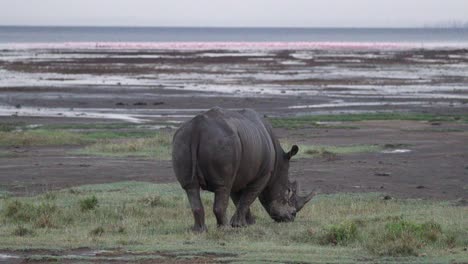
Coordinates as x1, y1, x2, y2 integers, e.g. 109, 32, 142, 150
190, 132, 199, 184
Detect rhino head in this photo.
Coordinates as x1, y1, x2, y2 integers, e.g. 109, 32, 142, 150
259, 145, 315, 222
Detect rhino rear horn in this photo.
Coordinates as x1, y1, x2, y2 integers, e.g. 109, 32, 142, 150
295, 191, 315, 212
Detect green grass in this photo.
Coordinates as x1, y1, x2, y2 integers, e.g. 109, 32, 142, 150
36, 123, 142, 130
79, 196, 99, 211
0, 150, 15, 158
281, 142, 385, 159
0, 127, 172, 160
15, 122, 176, 131
80, 137, 378, 160
0, 122, 23, 132
0, 120, 173, 147
270, 112, 468, 129
0, 182, 466, 263
76, 132, 172, 159
0, 126, 387, 160
0, 186, 11, 199
0, 130, 93, 146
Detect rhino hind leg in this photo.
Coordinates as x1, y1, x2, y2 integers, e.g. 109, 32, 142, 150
231, 192, 256, 225
213, 188, 230, 227
185, 188, 207, 232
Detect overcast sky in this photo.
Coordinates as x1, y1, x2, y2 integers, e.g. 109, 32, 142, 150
1, 0, 467, 27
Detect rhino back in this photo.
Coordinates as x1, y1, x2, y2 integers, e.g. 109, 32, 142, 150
173, 108, 276, 192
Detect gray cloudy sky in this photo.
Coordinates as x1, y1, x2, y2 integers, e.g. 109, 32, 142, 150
1, 0, 467, 27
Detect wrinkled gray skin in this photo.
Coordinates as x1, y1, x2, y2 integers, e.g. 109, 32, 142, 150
172, 107, 314, 232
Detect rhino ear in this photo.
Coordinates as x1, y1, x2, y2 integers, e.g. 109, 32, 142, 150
287, 145, 299, 159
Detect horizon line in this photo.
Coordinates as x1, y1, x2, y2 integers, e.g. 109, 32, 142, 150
1, 24, 468, 30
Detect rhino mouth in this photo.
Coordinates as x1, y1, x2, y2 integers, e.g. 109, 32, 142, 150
271, 212, 296, 223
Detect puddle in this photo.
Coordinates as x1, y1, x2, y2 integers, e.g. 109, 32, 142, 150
197, 52, 271, 57
288, 101, 429, 109
136, 124, 178, 129
0, 254, 20, 260
0, 105, 213, 123
0, 105, 147, 123
291, 52, 314, 60
280, 60, 306, 65
381, 149, 412, 154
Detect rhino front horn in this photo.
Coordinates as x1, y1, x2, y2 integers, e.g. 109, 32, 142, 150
295, 191, 315, 212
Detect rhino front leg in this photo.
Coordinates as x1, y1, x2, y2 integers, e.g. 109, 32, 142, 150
185, 188, 207, 232
213, 188, 230, 227
231, 192, 256, 225
230, 174, 269, 227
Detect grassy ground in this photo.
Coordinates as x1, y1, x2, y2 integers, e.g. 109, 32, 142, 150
270, 112, 468, 129
282, 143, 386, 160
0, 181, 466, 263
77, 132, 173, 159
0, 122, 392, 160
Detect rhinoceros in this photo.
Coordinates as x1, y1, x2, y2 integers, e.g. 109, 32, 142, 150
172, 107, 314, 232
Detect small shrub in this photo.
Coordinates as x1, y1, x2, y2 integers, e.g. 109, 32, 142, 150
0, 123, 19, 132
3, 200, 35, 221
89, 226, 105, 236
3, 200, 57, 223
33, 203, 58, 228
366, 219, 445, 256
385, 220, 442, 242
140, 195, 171, 207
34, 213, 55, 228
3, 200, 57, 228
0, 130, 89, 147
305, 148, 337, 160
43, 192, 57, 200
69, 189, 81, 195
444, 232, 458, 248
319, 221, 358, 245
79, 196, 99, 211
12, 225, 34, 237
291, 228, 318, 244
382, 232, 419, 256
117, 226, 126, 234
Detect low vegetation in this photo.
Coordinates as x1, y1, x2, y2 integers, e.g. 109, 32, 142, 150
0, 122, 172, 147
79, 196, 99, 211
280, 142, 385, 160
77, 132, 172, 159
0, 130, 92, 146
0, 125, 401, 160
270, 112, 468, 129
0, 122, 23, 132
0, 124, 173, 159
0, 182, 466, 263
0, 150, 14, 158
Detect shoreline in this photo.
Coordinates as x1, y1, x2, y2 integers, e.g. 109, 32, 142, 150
2, 41, 468, 50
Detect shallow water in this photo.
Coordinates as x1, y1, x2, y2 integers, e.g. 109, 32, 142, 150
1, 47, 467, 121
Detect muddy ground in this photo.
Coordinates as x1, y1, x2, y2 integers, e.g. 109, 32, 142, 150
0, 117, 467, 201
0, 47, 467, 201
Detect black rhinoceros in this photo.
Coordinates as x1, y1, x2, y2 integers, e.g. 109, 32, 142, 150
172, 107, 314, 232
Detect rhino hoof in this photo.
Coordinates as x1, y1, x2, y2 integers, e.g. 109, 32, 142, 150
191, 225, 208, 233
230, 217, 247, 228
231, 222, 247, 228
246, 216, 256, 225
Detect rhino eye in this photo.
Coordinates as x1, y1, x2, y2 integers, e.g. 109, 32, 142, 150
287, 189, 294, 199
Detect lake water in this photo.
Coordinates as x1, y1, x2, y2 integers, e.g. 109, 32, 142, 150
1, 26, 468, 44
